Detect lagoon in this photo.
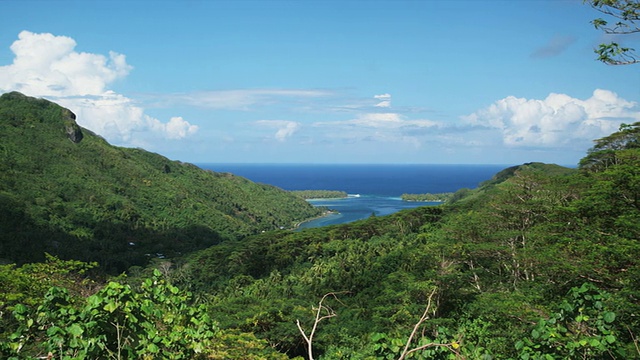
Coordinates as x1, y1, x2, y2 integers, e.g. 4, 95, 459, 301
298, 195, 439, 229
198, 163, 508, 228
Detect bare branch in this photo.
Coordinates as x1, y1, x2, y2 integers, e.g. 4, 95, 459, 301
399, 287, 439, 360
296, 292, 344, 360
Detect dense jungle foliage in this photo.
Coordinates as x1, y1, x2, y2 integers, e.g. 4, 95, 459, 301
400, 193, 453, 202
175, 151, 640, 359
1, 91, 639, 359
291, 191, 349, 199
0, 92, 322, 273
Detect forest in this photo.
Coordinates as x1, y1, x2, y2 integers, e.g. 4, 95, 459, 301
2, 0, 640, 357
0, 92, 322, 273
0, 88, 639, 359
291, 191, 349, 200
400, 193, 453, 202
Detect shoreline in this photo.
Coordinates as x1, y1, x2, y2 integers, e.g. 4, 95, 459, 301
306, 197, 348, 201
293, 209, 339, 230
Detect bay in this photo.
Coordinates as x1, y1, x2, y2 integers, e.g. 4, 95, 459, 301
197, 163, 508, 228
299, 195, 441, 229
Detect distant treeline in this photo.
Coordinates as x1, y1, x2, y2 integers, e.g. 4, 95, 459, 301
291, 190, 348, 199
401, 192, 453, 202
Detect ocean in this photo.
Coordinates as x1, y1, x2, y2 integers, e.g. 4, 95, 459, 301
197, 164, 509, 228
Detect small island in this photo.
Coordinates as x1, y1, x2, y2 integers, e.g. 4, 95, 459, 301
401, 192, 453, 202
290, 190, 348, 199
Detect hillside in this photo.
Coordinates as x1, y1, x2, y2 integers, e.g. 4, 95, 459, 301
446, 162, 577, 206
2, 92, 639, 359
0, 92, 322, 272
173, 130, 640, 358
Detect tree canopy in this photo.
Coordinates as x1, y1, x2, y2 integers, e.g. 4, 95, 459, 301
0, 92, 322, 272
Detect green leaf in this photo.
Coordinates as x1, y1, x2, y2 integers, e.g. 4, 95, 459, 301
603, 311, 616, 323
68, 323, 84, 337
147, 342, 160, 353
579, 339, 588, 346
531, 329, 540, 339
46, 325, 63, 336
103, 301, 117, 313
605, 334, 616, 344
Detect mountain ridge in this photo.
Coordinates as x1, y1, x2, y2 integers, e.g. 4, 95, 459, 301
0, 92, 322, 272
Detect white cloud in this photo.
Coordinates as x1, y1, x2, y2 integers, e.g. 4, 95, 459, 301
0, 30, 197, 145
374, 93, 391, 108
464, 89, 639, 147
165, 117, 199, 139
255, 120, 301, 141
0, 31, 131, 96
61, 92, 198, 143
312, 111, 440, 147
316, 112, 438, 129
176, 89, 333, 110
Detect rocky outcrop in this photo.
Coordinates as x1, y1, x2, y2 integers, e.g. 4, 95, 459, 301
62, 108, 83, 143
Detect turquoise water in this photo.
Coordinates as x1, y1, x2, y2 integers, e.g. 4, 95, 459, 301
298, 195, 439, 229
198, 163, 508, 228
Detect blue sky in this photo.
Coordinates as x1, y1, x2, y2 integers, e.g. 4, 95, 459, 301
1, 0, 639, 165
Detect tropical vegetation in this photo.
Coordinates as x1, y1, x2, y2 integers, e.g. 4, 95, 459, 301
2, 113, 639, 358
400, 193, 453, 202
291, 190, 348, 199
2, 38, 640, 357
0, 91, 321, 273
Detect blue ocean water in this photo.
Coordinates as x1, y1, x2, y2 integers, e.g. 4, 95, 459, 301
197, 164, 508, 228
299, 195, 442, 229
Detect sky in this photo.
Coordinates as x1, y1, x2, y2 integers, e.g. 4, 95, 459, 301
0, 0, 639, 165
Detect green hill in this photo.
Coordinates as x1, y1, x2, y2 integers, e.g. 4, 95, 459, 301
2, 92, 639, 359
173, 131, 640, 358
447, 162, 577, 206
0, 92, 322, 272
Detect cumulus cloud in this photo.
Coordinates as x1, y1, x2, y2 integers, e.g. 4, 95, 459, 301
0, 30, 197, 144
165, 117, 199, 139
464, 89, 639, 147
65, 92, 198, 143
0, 31, 131, 96
531, 35, 577, 59
255, 120, 301, 141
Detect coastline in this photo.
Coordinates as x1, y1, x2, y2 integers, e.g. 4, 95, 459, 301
293, 209, 338, 230
306, 197, 348, 201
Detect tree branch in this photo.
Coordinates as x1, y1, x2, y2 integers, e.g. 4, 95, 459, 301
399, 287, 439, 360
296, 292, 343, 360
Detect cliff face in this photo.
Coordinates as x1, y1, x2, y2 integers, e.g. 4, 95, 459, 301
0, 92, 321, 272
62, 108, 83, 143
